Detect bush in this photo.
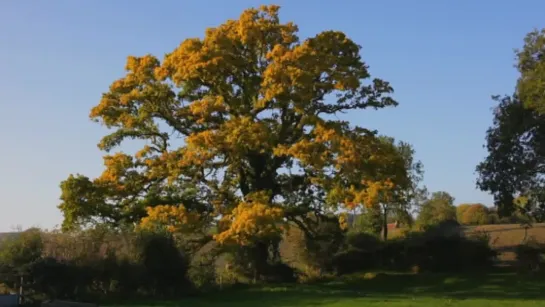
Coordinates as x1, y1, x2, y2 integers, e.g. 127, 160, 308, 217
332, 248, 378, 275
418, 219, 461, 237
187, 241, 219, 291
389, 224, 496, 272
332, 221, 496, 275
223, 236, 295, 284
280, 215, 344, 279
29, 257, 85, 301
304, 216, 344, 271
487, 212, 500, 224
0, 228, 43, 274
134, 231, 191, 296
0, 227, 194, 301
345, 231, 382, 252
515, 239, 545, 273
332, 232, 382, 274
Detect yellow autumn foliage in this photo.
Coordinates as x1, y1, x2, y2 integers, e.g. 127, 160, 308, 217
139, 205, 202, 234
60, 5, 406, 243
338, 212, 349, 231
214, 200, 285, 246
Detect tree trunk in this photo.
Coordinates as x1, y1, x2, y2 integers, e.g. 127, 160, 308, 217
382, 206, 388, 241
253, 241, 270, 281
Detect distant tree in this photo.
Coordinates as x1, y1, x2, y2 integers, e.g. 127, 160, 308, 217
487, 208, 500, 224
477, 28, 545, 217
456, 204, 471, 223
460, 204, 489, 225
361, 138, 424, 240
0, 228, 43, 275
416, 191, 457, 227
353, 206, 382, 235
385, 140, 424, 232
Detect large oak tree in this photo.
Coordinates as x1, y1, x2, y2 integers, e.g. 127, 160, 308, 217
59, 6, 412, 252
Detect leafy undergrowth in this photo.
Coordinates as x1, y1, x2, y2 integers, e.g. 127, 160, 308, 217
109, 269, 545, 307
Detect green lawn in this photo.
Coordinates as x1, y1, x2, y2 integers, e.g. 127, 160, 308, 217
110, 269, 545, 307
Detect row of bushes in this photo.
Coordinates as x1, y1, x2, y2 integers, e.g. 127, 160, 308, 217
0, 220, 501, 302
0, 228, 195, 301
334, 226, 496, 274
279, 219, 498, 280
515, 239, 545, 273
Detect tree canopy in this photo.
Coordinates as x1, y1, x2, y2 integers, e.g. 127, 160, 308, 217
416, 191, 457, 227
457, 203, 489, 225
58, 5, 413, 254
477, 28, 545, 217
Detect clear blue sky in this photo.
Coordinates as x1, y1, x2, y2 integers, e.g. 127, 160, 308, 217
1, 0, 543, 231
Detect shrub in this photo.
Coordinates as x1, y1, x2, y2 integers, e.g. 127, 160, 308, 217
133, 230, 191, 296
332, 248, 377, 275
515, 238, 545, 273
0, 228, 43, 274
29, 257, 83, 301
332, 232, 382, 274
0, 227, 194, 301
345, 231, 382, 252
280, 215, 344, 279
393, 224, 496, 272
334, 221, 496, 275
487, 211, 500, 224
304, 216, 345, 271
187, 241, 219, 291
224, 236, 295, 284
418, 219, 461, 237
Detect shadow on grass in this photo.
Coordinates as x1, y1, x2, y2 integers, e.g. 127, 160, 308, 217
109, 269, 545, 306
330, 268, 545, 300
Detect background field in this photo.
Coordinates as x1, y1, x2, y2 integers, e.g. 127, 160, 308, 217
387, 223, 545, 264
464, 223, 545, 263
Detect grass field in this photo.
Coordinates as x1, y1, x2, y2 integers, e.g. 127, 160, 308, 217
112, 270, 545, 307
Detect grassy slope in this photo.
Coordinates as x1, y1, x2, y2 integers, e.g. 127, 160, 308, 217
112, 270, 545, 307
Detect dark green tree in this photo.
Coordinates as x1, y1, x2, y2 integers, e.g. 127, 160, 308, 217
477, 28, 545, 217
